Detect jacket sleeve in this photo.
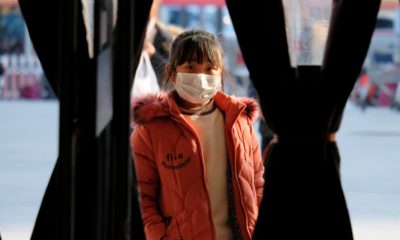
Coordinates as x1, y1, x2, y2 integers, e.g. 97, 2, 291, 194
131, 124, 166, 240
250, 121, 265, 207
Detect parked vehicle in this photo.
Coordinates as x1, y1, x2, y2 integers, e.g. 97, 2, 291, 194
365, 8, 400, 85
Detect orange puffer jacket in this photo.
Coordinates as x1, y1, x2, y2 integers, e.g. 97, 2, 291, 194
130, 91, 264, 240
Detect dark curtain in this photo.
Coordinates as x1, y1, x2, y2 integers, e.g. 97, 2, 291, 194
18, 0, 63, 97
226, 0, 380, 239
19, 0, 151, 98
18, 0, 151, 239
19, 0, 90, 238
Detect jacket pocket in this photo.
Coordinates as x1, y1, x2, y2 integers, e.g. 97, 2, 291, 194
165, 216, 183, 240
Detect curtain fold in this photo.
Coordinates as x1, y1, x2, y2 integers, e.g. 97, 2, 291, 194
225, 0, 293, 135
323, 0, 381, 132
19, 0, 64, 98
19, 0, 151, 239
226, 0, 380, 239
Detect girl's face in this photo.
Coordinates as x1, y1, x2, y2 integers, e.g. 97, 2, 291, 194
170, 54, 222, 83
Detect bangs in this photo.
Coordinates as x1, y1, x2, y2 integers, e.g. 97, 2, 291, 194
174, 35, 223, 68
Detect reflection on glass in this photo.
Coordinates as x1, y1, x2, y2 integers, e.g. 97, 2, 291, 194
81, 0, 94, 58
283, 0, 332, 66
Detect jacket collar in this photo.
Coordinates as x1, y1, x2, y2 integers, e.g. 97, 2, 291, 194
131, 91, 259, 126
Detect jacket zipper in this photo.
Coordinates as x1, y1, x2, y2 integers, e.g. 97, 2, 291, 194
225, 108, 251, 240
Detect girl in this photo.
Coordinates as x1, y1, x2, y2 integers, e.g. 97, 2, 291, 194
130, 29, 264, 240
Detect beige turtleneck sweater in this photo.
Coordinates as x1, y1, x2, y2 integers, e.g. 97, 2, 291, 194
181, 103, 234, 240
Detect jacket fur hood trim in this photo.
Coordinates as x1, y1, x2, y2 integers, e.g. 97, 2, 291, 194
221, 95, 259, 121
131, 92, 171, 125
131, 91, 260, 125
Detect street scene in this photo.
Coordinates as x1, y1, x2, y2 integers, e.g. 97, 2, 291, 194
0, 0, 399, 239
0, 100, 399, 239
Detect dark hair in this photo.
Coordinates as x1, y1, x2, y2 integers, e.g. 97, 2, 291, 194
162, 29, 225, 90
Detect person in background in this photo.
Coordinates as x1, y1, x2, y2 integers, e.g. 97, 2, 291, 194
131, 0, 184, 99
144, 0, 184, 84
130, 29, 264, 240
357, 68, 372, 110
0, 62, 4, 98
392, 82, 400, 111
258, 114, 274, 160
251, 90, 273, 160
351, 67, 376, 110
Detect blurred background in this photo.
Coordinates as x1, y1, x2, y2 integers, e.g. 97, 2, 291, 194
0, 0, 399, 239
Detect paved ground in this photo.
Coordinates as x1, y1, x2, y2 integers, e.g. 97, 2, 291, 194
0, 100, 58, 240
338, 103, 400, 240
0, 100, 399, 239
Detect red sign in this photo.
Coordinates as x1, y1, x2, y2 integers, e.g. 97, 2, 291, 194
380, 0, 399, 9
0, 0, 18, 6
160, 0, 225, 7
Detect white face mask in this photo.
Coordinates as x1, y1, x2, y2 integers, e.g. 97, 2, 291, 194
174, 72, 222, 105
